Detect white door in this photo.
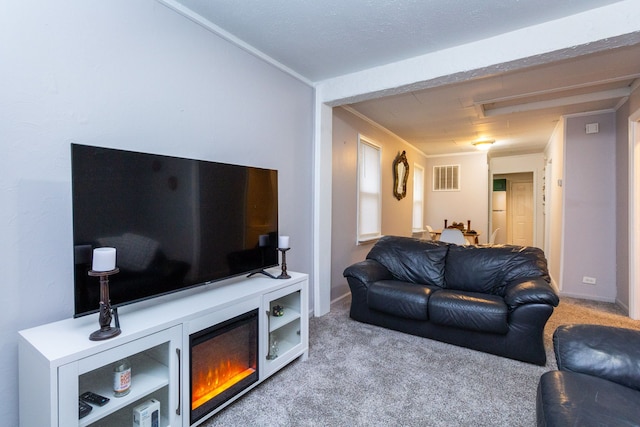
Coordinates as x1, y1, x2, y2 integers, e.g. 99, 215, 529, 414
510, 182, 534, 246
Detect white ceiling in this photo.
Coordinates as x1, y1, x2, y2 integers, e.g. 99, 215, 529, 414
164, 0, 640, 155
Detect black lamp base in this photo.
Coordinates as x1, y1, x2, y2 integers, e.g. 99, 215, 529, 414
277, 248, 291, 279
90, 326, 121, 341
88, 268, 121, 341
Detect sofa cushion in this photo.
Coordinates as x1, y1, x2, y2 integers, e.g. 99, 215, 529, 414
537, 370, 640, 426
367, 280, 437, 320
366, 236, 449, 287
444, 245, 549, 295
428, 290, 508, 334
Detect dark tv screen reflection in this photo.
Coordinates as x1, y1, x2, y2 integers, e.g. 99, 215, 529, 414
72, 144, 278, 317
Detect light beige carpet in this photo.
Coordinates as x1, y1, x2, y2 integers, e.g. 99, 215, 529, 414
203, 296, 640, 427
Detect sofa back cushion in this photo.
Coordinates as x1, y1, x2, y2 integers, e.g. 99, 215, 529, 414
366, 236, 448, 287
444, 245, 549, 295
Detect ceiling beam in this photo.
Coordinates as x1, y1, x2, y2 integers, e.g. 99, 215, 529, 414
480, 87, 631, 117
477, 73, 640, 105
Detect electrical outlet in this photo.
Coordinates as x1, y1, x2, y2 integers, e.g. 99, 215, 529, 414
582, 276, 597, 285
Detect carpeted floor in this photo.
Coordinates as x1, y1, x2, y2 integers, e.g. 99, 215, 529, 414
202, 296, 640, 427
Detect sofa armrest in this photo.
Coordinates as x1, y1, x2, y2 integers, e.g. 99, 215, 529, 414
554, 324, 640, 391
343, 259, 393, 288
503, 278, 559, 309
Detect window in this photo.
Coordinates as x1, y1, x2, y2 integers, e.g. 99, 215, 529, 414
412, 164, 425, 231
357, 135, 381, 242
433, 165, 460, 191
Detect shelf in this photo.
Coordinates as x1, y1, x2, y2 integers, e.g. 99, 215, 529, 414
266, 313, 302, 366
78, 353, 168, 426
81, 387, 170, 427
267, 336, 299, 360
84, 412, 170, 427
269, 306, 301, 332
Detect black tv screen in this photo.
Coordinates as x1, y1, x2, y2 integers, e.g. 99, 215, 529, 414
71, 144, 278, 317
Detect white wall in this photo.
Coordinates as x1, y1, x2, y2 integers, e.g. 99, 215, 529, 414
615, 96, 631, 310
544, 112, 618, 301
0, 2, 314, 425
331, 107, 429, 300
544, 122, 566, 290
616, 85, 640, 311
425, 153, 489, 242
561, 112, 617, 301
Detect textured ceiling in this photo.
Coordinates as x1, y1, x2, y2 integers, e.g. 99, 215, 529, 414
164, 0, 639, 155
348, 44, 640, 155
169, 0, 623, 81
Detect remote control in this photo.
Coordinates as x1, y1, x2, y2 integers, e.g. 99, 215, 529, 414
79, 400, 92, 419
80, 391, 110, 406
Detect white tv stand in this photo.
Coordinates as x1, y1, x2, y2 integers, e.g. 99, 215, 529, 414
19, 270, 309, 427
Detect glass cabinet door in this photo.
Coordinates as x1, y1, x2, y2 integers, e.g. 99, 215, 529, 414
58, 325, 182, 427
263, 284, 306, 377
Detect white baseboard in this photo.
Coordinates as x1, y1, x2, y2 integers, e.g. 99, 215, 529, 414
331, 291, 351, 305
616, 298, 630, 315
559, 291, 616, 303
310, 291, 351, 317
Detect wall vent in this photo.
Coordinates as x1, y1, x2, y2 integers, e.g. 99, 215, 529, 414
433, 165, 460, 191
586, 123, 599, 134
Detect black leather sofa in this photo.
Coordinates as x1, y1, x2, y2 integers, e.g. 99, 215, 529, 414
537, 324, 640, 426
343, 236, 559, 365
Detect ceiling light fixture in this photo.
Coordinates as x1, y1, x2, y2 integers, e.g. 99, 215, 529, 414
473, 140, 494, 150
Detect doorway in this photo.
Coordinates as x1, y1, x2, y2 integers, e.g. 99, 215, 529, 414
492, 173, 534, 246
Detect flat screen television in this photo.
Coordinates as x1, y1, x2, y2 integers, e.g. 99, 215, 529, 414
71, 144, 278, 317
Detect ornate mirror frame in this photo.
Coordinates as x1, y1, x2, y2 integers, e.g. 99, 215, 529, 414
393, 150, 410, 200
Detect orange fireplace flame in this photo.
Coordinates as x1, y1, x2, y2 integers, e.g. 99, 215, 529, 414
192, 358, 256, 410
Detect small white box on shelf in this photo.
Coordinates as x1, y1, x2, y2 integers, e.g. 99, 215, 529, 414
133, 398, 160, 427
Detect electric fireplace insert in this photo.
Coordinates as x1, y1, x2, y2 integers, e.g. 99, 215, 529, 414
189, 309, 259, 424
